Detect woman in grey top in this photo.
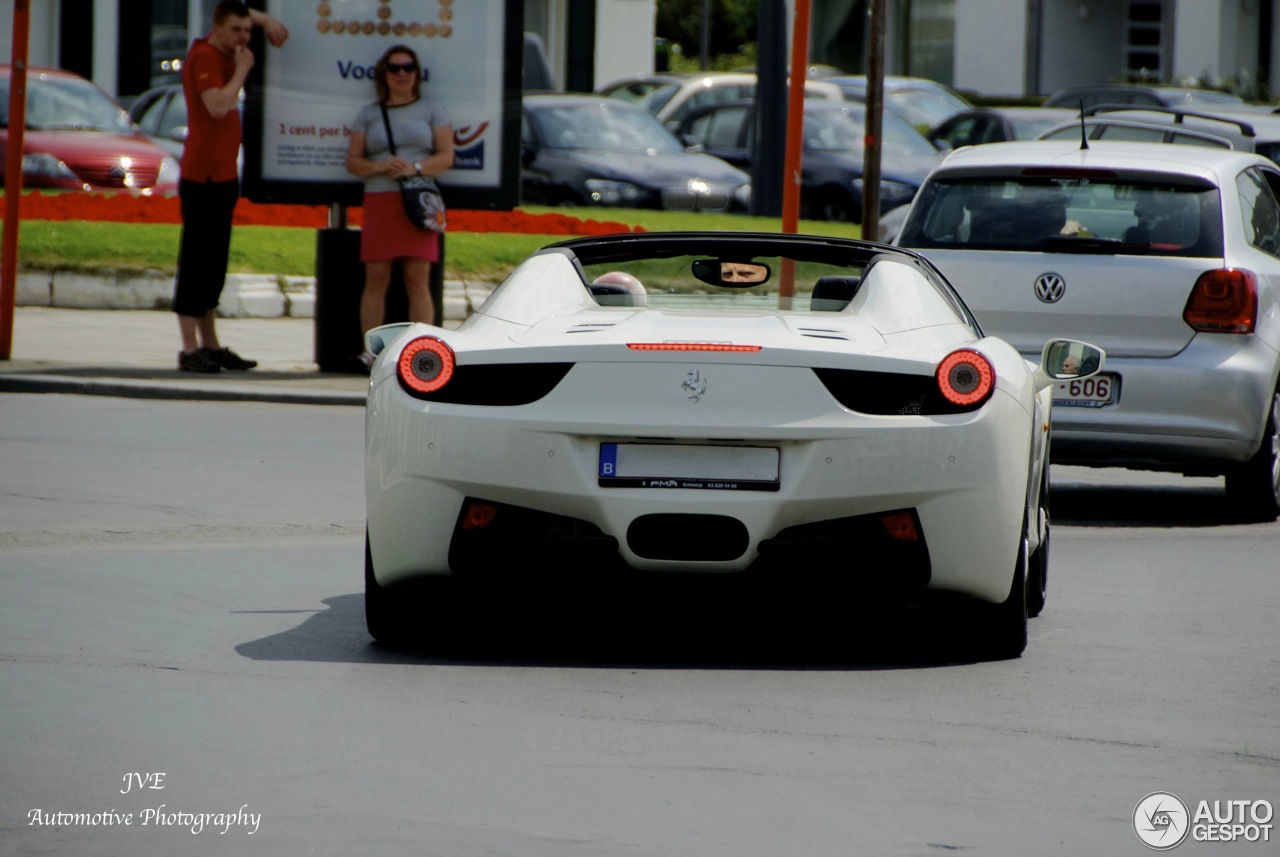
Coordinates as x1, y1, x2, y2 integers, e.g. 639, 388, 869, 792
345, 44, 453, 370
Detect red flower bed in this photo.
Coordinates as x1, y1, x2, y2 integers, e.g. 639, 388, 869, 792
2, 191, 644, 235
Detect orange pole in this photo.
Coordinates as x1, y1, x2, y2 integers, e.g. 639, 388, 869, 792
779, 0, 811, 301
1, 0, 31, 360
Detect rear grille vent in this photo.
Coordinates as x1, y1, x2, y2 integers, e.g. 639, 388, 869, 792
799, 328, 851, 341
627, 514, 748, 561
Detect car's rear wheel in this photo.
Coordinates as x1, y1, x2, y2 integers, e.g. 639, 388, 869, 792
364, 533, 401, 643
364, 532, 459, 647
972, 532, 1029, 660
1027, 463, 1050, 618
1225, 383, 1280, 523
815, 189, 860, 223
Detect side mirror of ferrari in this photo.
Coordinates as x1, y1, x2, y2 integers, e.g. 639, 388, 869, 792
1034, 339, 1105, 391
365, 322, 414, 358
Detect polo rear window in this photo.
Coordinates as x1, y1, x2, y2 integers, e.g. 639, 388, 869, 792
900, 176, 1223, 257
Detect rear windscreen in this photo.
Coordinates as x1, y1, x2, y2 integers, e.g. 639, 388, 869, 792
899, 176, 1223, 257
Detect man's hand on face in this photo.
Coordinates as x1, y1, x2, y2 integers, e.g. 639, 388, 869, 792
234, 44, 255, 74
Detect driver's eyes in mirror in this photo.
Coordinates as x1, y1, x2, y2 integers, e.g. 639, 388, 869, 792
720, 262, 767, 284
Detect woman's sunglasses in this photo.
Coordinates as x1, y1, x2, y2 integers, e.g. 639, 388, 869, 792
385, 62, 417, 74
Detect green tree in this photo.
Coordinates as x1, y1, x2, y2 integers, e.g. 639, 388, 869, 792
656, 0, 758, 67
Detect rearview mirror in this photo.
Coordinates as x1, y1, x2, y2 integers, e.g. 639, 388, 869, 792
691, 258, 771, 287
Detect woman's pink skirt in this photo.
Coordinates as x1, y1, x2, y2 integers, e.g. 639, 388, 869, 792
360, 190, 440, 263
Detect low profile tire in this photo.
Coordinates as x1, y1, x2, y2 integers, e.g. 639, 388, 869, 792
1027, 465, 1051, 619
364, 533, 402, 644
972, 533, 1029, 661
816, 190, 859, 224
365, 532, 462, 648
1224, 385, 1280, 523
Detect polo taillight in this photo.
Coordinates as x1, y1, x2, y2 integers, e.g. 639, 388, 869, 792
1184, 269, 1257, 334
936, 349, 995, 408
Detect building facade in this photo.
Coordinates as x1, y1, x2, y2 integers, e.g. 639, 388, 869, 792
813, 0, 1280, 99
2, 0, 1274, 102
0, 0, 655, 100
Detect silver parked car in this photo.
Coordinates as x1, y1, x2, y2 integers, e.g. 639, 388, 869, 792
897, 140, 1280, 521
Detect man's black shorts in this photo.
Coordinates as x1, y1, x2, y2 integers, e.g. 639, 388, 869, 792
172, 178, 239, 317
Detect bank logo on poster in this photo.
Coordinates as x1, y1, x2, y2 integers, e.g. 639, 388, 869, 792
315, 0, 456, 38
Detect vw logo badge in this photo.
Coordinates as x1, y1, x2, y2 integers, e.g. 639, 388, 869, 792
1035, 272, 1066, 303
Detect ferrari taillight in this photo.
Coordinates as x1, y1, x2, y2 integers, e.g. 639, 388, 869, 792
397, 336, 455, 394
1183, 269, 1257, 333
936, 349, 995, 407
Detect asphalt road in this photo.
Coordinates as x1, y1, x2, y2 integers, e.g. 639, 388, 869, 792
1, 394, 1276, 856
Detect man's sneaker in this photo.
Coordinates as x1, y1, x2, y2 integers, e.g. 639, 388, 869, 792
178, 348, 222, 373
203, 347, 257, 371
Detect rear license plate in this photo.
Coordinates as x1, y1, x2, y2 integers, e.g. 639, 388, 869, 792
598, 443, 780, 491
1054, 373, 1119, 408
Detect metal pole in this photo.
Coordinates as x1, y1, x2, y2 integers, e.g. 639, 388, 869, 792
1, 0, 31, 360
779, 0, 812, 302
700, 0, 711, 71
750, 0, 787, 218
861, 0, 885, 241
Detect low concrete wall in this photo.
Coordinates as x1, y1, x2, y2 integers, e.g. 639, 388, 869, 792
15, 269, 494, 321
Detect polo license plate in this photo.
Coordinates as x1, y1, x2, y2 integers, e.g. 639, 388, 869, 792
598, 443, 780, 491
1054, 373, 1119, 408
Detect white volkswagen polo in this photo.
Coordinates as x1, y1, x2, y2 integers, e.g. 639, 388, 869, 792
898, 140, 1280, 521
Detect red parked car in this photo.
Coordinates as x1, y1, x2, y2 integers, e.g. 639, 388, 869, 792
1, 66, 179, 195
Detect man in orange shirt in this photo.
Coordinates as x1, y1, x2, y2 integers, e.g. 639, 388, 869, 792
173, 1, 287, 372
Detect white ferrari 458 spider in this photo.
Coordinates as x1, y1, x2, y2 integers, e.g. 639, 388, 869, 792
363, 232, 1103, 658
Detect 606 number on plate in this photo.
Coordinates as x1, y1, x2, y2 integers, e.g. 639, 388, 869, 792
1053, 373, 1118, 408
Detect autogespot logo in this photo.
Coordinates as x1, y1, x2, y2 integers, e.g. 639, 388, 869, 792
1133, 793, 1274, 848
1134, 792, 1190, 850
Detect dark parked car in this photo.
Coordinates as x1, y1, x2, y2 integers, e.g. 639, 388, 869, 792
826, 75, 971, 130
1042, 83, 1244, 111
1, 66, 179, 194
128, 82, 247, 175
127, 83, 187, 159
674, 100, 942, 222
596, 71, 843, 131
929, 106, 1076, 149
520, 94, 751, 211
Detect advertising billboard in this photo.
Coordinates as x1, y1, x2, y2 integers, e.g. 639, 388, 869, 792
242, 0, 521, 209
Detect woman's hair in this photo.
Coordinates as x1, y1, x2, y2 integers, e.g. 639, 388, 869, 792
373, 44, 422, 104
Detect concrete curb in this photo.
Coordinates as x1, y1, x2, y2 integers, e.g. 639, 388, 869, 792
16, 270, 495, 321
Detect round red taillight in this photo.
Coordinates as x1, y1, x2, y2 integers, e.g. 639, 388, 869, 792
397, 336, 455, 394
936, 349, 995, 407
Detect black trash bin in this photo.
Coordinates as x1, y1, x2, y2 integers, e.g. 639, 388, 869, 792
313, 227, 444, 372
